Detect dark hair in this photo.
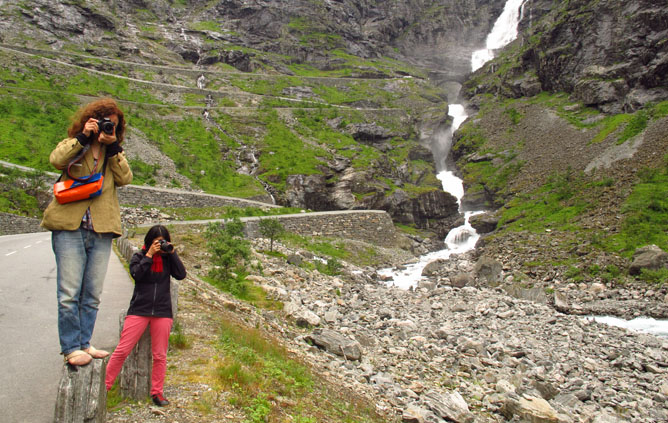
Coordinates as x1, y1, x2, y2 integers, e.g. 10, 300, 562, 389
68, 98, 126, 143
143, 225, 171, 250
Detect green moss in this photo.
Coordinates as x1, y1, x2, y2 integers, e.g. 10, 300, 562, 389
189, 21, 221, 32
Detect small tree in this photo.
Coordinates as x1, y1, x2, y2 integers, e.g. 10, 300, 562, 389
258, 218, 285, 252
205, 218, 251, 296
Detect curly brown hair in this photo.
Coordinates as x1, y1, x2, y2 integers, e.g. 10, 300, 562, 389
67, 98, 126, 143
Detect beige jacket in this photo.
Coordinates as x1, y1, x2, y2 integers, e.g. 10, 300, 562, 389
41, 137, 133, 237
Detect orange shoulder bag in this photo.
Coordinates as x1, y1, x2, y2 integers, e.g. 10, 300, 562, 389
53, 147, 108, 205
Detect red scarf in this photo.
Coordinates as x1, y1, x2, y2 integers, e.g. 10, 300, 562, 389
143, 246, 163, 273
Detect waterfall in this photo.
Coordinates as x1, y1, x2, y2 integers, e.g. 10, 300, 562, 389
378, 0, 526, 289
471, 0, 527, 72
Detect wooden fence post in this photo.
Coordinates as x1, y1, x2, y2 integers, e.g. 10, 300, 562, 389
117, 311, 152, 400
54, 358, 107, 423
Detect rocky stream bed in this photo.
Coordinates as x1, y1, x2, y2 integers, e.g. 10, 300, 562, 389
107, 232, 668, 423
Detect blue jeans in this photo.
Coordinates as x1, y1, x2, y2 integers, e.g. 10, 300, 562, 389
52, 228, 113, 355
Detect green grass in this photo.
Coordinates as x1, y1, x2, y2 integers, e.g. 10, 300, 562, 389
591, 113, 633, 143
215, 320, 388, 422
128, 111, 265, 197
130, 205, 304, 221
169, 320, 192, 350
498, 169, 592, 232
603, 161, 668, 256
189, 21, 221, 32
0, 166, 49, 219
0, 93, 78, 171
128, 159, 159, 186
256, 110, 329, 189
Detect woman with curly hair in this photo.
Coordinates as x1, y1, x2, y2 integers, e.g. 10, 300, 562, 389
41, 98, 133, 366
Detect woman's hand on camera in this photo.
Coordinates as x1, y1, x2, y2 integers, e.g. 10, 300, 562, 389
82, 118, 99, 138
98, 131, 117, 145
146, 240, 161, 258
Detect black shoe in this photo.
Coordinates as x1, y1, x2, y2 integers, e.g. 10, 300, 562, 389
151, 394, 169, 406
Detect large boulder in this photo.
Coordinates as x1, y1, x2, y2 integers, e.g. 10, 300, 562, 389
474, 256, 503, 285
469, 212, 499, 234
629, 245, 668, 275
304, 329, 363, 361
423, 390, 473, 423
346, 123, 393, 144
501, 394, 560, 423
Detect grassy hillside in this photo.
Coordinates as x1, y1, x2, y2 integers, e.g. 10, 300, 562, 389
0, 44, 444, 205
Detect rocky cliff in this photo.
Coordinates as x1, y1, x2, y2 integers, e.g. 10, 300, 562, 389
465, 0, 668, 113
1, 0, 666, 257
0, 0, 513, 237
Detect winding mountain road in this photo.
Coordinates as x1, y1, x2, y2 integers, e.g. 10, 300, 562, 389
0, 232, 134, 423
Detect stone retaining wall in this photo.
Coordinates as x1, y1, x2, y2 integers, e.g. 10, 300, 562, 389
138, 211, 401, 248
0, 212, 46, 235
117, 185, 279, 209
243, 211, 400, 247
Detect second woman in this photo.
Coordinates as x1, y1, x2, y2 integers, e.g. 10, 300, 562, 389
105, 225, 186, 406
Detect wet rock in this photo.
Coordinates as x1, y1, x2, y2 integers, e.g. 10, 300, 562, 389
469, 212, 499, 234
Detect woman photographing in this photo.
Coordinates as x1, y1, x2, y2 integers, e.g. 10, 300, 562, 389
41, 98, 132, 366
105, 225, 186, 407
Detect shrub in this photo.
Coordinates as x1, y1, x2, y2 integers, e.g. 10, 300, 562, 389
205, 219, 251, 296
169, 320, 191, 350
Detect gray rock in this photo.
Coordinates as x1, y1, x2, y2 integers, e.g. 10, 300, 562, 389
423, 390, 473, 423
469, 212, 499, 234
474, 256, 503, 285
450, 273, 474, 288
401, 404, 430, 423
629, 245, 668, 275
305, 329, 363, 361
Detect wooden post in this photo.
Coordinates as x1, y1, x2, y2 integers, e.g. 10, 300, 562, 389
54, 358, 107, 423
118, 311, 152, 400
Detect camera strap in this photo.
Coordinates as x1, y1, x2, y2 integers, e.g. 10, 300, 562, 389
55, 145, 108, 184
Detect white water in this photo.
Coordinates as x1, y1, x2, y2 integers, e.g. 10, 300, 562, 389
378, 105, 480, 289
471, 0, 526, 71
379, 0, 526, 289
588, 316, 668, 339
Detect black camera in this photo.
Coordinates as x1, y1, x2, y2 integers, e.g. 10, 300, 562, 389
97, 117, 115, 135
159, 239, 173, 253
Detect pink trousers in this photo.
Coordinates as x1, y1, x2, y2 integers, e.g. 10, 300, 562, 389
105, 315, 172, 396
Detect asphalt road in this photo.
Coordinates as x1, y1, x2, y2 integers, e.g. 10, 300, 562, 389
0, 231, 134, 423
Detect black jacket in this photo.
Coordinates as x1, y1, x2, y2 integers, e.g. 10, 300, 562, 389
127, 250, 186, 318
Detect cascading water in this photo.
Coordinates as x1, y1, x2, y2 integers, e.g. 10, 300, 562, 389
379, 0, 527, 289
471, 0, 527, 72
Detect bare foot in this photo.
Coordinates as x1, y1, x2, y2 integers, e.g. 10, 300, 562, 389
64, 350, 92, 366
84, 346, 110, 359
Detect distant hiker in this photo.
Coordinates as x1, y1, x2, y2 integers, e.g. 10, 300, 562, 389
41, 98, 133, 366
105, 225, 186, 407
